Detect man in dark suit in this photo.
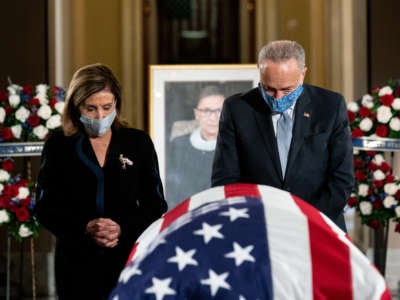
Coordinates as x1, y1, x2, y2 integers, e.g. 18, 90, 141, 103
211, 40, 354, 231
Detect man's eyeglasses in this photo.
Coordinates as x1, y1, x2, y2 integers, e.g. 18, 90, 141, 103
195, 108, 222, 117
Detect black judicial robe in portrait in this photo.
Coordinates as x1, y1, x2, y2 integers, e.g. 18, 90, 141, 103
34, 128, 167, 299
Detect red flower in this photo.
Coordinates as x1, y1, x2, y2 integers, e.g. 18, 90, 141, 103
368, 161, 378, 171
347, 196, 358, 207
347, 111, 355, 123
380, 93, 394, 106
355, 170, 367, 181
386, 174, 395, 183
0, 91, 8, 102
374, 180, 384, 189
372, 201, 383, 210
15, 206, 30, 222
351, 127, 364, 138
380, 162, 391, 173
22, 86, 33, 95
375, 125, 388, 137
1, 159, 14, 172
27, 114, 40, 127
28, 98, 40, 106
0, 128, 13, 141
49, 98, 57, 109
359, 106, 371, 118
4, 185, 19, 198
395, 223, 400, 233
19, 197, 31, 207
0, 195, 11, 208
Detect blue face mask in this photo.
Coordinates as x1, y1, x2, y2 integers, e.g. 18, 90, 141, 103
259, 83, 304, 113
80, 109, 116, 137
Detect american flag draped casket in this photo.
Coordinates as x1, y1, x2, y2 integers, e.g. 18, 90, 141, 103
109, 183, 391, 300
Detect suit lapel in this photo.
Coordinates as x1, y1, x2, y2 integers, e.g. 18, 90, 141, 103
286, 91, 312, 175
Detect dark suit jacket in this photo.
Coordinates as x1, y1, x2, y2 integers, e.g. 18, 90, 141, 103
34, 127, 167, 298
211, 85, 354, 231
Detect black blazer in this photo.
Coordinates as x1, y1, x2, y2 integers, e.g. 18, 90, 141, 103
212, 85, 354, 231
34, 127, 167, 298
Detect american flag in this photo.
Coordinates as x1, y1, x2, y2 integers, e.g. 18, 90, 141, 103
109, 183, 392, 300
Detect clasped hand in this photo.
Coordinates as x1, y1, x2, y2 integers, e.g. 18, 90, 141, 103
86, 218, 121, 248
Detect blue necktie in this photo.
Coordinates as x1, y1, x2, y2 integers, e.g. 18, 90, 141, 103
277, 111, 292, 177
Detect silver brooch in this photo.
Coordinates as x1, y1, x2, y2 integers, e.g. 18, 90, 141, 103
119, 154, 133, 170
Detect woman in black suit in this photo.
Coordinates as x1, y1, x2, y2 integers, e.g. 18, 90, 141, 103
34, 63, 167, 299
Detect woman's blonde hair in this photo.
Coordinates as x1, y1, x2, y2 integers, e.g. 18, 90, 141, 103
62, 63, 128, 136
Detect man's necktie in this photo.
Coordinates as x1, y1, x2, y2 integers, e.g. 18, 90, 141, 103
276, 111, 292, 177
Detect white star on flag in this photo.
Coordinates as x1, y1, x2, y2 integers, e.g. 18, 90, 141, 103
220, 207, 249, 221
200, 269, 231, 296
225, 242, 255, 266
193, 222, 224, 243
145, 277, 176, 300
119, 264, 142, 283
167, 246, 198, 271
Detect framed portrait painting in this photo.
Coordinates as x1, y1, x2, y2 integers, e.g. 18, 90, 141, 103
149, 64, 259, 209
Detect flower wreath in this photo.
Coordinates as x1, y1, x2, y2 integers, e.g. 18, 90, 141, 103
0, 83, 65, 240
0, 157, 39, 240
347, 79, 400, 233
0, 83, 65, 142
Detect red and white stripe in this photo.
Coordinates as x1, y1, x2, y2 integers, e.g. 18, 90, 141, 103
126, 183, 392, 300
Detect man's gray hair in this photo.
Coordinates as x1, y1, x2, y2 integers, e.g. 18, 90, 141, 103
257, 40, 306, 70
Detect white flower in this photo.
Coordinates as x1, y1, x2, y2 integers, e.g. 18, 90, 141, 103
37, 104, 52, 120
46, 114, 61, 129
358, 183, 369, 197
7, 84, 22, 95
372, 154, 385, 166
36, 84, 48, 95
359, 118, 373, 132
392, 98, 400, 110
18, 224, 33, 238
347, 101, 359, 112
32, 124, 48, 139
11, 124, 22, 139
55, 101, 65, 114
361, 94, 374, 108
396, 206, 400, 217
384, 182, 398, 195
9, 94, 21, 107
383, 196, 397, 208
360, 201, 373, 215
378, 86, 393, 96
0, 107, 6, 123
0, 169, 10, 182
35, 84, 49, 105
0, 209, 10, 224
389, 117, 400, 131
0, 183, 4, 193
15, 106, 31, 123
17, 186, 30, 199
373, 169, 386, 181
376, 105, 392, 124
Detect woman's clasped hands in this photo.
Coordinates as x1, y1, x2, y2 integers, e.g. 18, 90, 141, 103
86, 218, 121, 248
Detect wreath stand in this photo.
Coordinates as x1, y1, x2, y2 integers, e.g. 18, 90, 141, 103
1, 142, 43, 300
352, 136, 400, 276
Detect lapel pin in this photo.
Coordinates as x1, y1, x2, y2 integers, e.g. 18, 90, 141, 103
303, 112, 310, 118
119, 154, 133, 170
